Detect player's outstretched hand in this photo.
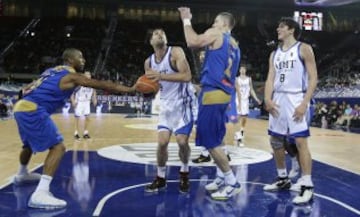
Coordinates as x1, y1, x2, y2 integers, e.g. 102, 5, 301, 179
178, 7, 192, 20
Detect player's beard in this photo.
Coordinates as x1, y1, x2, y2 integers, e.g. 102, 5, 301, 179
75, 64, 85, 72
154, 40, 166, 49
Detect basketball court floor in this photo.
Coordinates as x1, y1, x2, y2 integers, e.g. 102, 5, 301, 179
0, 114, 359, 217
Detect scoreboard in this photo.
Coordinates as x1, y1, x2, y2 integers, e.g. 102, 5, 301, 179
294, 11, 323, 31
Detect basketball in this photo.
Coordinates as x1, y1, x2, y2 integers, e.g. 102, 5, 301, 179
135, 74, 160, 94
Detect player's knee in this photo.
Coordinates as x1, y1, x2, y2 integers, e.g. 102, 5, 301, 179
51, 143, 66, 154
158, 140, 169, 148
270, 136, 284, 150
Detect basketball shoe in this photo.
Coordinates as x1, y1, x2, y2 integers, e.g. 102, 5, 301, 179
179, 172, 190, 193
263, 177, 291, 191
74, 134, 80, 140
28, 190, 67, 209
205, 176, 225, 192
192, 154, 211, 163
145, 176, 167, 193
292, 186, 314, 204
210, 182, 241, 201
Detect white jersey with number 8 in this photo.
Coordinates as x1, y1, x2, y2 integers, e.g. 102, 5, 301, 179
273, 42, 308, 93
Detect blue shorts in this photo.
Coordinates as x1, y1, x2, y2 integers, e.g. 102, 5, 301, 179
195, 90, 229, 149
14, 108, 63, 152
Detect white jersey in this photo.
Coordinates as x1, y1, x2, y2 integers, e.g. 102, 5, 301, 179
149, 46, 196, 134
150, 46, 190, 101
236, 76, 251, 100
75, 86, 94, 102
273, 42, 308, 93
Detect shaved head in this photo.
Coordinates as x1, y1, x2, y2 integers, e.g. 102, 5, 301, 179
218, 12, 236, 30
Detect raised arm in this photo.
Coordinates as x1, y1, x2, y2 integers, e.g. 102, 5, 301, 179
178, 7, 218, 48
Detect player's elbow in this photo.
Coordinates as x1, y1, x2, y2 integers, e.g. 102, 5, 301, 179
182, 73, 192, 82
186, 38, 202, 48
186, 40, 197, 48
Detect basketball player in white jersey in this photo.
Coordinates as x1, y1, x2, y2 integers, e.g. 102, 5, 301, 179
71, 71, 97, 139
143, 28, 197, 193
234, 64, 261, 146
263, 17, 318, 204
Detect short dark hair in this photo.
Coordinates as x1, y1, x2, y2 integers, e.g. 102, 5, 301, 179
62, 48, 80, 62
146, 28, 165, 43
279, 17, 301, 40
219, 12, 236, 30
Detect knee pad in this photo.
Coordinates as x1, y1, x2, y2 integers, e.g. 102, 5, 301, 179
270, 136, 285, 150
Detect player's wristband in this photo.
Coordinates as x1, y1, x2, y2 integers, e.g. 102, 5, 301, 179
183, 19, 191, 26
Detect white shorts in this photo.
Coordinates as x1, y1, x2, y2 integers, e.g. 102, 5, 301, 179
75, 101, 91, 117
268, 92, 310, 137
236, 98, 249, 116
158, 99, 194, 135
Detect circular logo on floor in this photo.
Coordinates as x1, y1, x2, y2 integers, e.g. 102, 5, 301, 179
97, 143, 272, 166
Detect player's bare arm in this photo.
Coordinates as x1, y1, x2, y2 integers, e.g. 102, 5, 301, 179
60, 73, 136, 93
146, 47, 192, 82
293, 43, 318, 121
178, 7, 218, 48
250, 78, 261, 104
235, 78, 242, 109
70, 92, 77, 107
300, 43, 318, 105
92, 91, 97, 106
264, 51, 279, 117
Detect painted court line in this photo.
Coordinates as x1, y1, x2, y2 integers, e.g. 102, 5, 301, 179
92, 180, 360, 216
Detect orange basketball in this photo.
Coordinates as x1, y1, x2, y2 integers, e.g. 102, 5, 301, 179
135, 74, 160, 94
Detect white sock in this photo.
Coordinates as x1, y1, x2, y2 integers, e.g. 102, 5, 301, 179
84, 130, 89, 135
301, 175, 314, 187
74, 131, 78, 135
224, 170, 237, 186
201, 149, 209, 157
35, 175, 52, 192
180, 164, 189, 173
216, 167, 224, 178
277, 168, 288, 178
157, 166, 166, 178
291, 157, 299, 170
18, 164, 28, 175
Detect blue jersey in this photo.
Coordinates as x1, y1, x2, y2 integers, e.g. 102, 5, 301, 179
23, 65, 76, 114
200, 32, 241, 94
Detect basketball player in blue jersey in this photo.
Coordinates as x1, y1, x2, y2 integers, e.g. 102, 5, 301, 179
13, 48, 136, 209
143, 28, 196, 193
263, 18, 318, 204
178, 7, 241, 200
